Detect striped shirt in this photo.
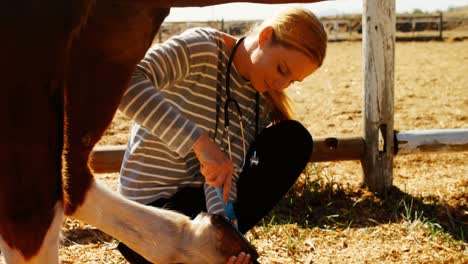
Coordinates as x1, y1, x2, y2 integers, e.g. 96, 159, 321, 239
118, 27, 270, 215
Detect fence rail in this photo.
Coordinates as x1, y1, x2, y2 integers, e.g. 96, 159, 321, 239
395, 129, 468, 155
157, 14, 468, 43
90, 129, 468, 173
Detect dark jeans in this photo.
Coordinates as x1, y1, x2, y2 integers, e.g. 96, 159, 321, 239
117, 120, 313, 263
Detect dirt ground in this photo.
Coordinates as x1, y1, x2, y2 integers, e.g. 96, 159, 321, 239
1, 39, 466, 264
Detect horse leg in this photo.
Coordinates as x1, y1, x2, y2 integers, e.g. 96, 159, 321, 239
0, 0, 97, 262
61, 2, 168, 216
0, 81, 63, 263
0, 204, 63, 264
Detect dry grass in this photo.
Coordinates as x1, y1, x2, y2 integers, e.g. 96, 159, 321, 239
248, 166, 467, 263
2, 37, 467, 264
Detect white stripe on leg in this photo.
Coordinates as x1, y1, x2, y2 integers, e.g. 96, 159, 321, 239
0, 202, 63, 264
69, 180, 224, 264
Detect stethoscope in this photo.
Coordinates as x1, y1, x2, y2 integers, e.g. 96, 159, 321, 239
213, 36, 260, 169
213, 36, 260, 223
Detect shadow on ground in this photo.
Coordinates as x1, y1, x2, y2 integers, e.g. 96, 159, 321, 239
61, 227, 115, 246
58, 173, 466, 248
265, 173, 467, 243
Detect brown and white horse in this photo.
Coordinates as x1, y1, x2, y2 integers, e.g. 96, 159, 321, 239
0, 1, 319, 263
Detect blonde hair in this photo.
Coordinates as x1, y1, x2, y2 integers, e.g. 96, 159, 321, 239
254, 7, 327, 122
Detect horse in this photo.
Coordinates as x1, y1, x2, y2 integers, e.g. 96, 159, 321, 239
0, 1, 319, 263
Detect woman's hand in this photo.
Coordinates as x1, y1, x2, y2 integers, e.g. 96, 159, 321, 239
226, 252, 251, 264
193, 133, 233, 203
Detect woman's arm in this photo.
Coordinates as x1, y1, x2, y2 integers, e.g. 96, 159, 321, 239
119, 36, 202, 158
194, 134, 234, 203
120, 29, 234, 196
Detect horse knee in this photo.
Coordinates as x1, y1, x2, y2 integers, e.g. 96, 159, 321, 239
62, 145, 94, 215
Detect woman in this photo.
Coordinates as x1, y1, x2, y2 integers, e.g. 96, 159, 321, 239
117, 7, 327, 264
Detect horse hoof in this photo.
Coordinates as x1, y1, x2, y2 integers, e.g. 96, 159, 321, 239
210, 214, 260, 263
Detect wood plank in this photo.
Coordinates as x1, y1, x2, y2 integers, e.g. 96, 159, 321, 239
396, 129, 468, 154
89, 145, 126, 173
89, 129, 468, 173
311, 137, 364, 162
362, 0, 396, 193
90, 137, 366, 173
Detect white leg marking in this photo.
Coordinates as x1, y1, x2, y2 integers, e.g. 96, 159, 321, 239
0, 202, 63, 264
70, 180, 224, 263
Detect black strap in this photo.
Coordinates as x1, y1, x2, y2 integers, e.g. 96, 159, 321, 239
225, 36, 246, 101
214, 37, 244, 141
213, 36, 259, 140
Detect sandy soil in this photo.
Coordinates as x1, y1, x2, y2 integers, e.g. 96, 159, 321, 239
1, 40, 466, 264
290, 40, 468, 198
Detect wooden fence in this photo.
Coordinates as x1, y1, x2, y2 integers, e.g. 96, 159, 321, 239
323, 13, 450, 41
158, 13, 468, 43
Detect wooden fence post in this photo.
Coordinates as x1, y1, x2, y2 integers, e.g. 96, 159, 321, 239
439, 12, 443, 40
362, 0, 395, 193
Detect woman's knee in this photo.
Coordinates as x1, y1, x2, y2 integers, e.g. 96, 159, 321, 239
268, 120, 313, 157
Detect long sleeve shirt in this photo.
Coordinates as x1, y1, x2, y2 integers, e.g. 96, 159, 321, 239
118, 27, 270, 215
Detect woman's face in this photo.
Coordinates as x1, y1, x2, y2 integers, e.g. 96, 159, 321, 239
248, 29, 319, 93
